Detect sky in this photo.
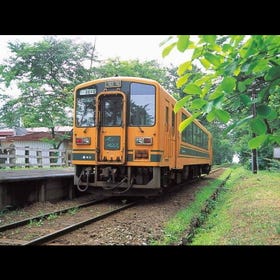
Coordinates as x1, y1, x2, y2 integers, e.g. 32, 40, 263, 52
0, 35, 192, 66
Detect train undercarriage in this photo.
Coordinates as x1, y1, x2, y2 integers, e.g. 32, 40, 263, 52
74, 164, 211, 198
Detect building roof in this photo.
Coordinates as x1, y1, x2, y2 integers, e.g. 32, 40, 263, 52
5, 131, 71, 142
0, 127, 72, 142
0, 131, 14, 137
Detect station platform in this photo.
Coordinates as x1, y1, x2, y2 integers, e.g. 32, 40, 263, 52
0, 167, 74, 183
0, 167, 75, 210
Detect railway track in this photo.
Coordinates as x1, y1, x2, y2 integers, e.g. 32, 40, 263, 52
0, 198, 138, 245
0, 168, 225, 245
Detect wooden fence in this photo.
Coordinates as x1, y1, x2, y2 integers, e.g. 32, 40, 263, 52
0, 146, 72, 169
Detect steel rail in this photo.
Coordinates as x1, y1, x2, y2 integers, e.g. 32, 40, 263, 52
23, 201, 137, 245
0, 198, 107, 232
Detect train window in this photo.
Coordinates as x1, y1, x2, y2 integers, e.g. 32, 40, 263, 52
172, 110, 175, 127
130, 83, 155, 126
101, 95, 122, 126
76, 89, 96, 127
181, 113, 209, 149
181, 113, 189, 142
165, 106, 169, 125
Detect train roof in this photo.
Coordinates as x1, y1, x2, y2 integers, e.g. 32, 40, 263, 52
75, 76, 162, 90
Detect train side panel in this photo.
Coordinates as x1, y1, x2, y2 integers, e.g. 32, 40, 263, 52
175, 108, 212, 172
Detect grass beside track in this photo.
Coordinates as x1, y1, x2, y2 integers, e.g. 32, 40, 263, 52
150, 168, 231, 245
152, 166, 280, 245
191, 166, 280, 245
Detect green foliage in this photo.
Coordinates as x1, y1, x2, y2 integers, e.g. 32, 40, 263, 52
67, 207, 79, 215
47, 213, 58, 220
161, 35, 280, 149
0, 36, 97, 128
93, 58, 180, 95
29, 218, 44, 227
207, 121, 235, 164
178, 112, 201, 133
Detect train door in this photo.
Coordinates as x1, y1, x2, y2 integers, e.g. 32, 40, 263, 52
163, 101, 176, 167
163, 103, 170, 160
170, 105, 176, 167
96, 92, 126, 164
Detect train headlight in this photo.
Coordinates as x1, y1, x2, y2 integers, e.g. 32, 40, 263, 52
76, 137, 91, 145
135, 137, 153, 145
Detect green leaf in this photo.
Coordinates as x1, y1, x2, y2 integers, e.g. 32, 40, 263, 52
190, 99, 207, 110
268, 78, 280, 94
202, 35, 217, 44
162, 42, 176, 58
268, 135, 280, 145
256, 105, 271, 117
179, 112, 201, 133
266, 109, 277, 120
199, 58, 211, 69
248, 134, 268, 149
206, 110, 216, 122
177, 61, 192, 76
241, 39, 257, 58
213, 95, 224, 107
215, 109, 230, 123
204, 53, 221, 67
223, 115, 254, 134
238, 78, 253, 92
240, 94, 251, 106
183, 84, 202, 95
201, 83, 212, 98
252, 59, 269, 74
241, 61, 251, 73
250, 118, 267, 135
264, 66, 280, 81
233, 66, 241, 76
174, 95, 191, 113
248, 61, 258, 73
222, 44, 233, 52
176, 73, 191, 88
230, 35, 246, 47
238, 82, 247, 92
177, 35, 190, 52
194, 74, 213, 87
204, 101, 213, 114
192, 46, 203, 60
209, 88, 224, 101
221, 77, 236, 93
223, 61, 238, 76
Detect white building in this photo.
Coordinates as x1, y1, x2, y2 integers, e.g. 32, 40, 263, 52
0, 127, 72, 168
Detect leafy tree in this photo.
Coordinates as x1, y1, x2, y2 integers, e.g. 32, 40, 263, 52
206, 121, 235, 164
0, 36, 97, 134
161, 35, 280, 150
93, 58, 180, 95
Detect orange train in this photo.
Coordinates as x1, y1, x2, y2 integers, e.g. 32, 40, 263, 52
72, 77, 212, 197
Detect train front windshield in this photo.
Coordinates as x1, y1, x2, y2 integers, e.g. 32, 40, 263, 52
129, 83, 155, 126
75, 81, 155, 128
75, 87, 96, 127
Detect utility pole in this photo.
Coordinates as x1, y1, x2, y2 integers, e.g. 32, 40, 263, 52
252, 88, 258, 174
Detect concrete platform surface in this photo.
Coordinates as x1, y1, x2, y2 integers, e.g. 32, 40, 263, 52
0, 167, 74, 182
